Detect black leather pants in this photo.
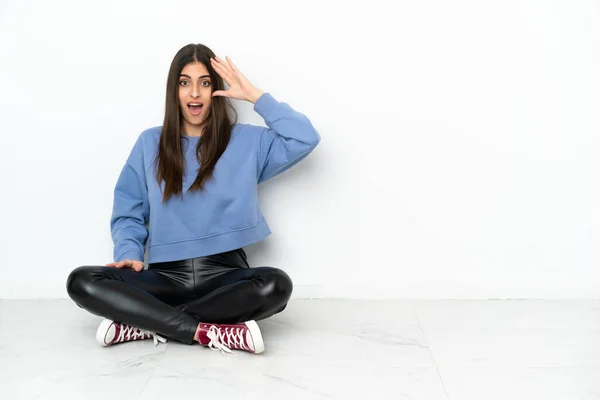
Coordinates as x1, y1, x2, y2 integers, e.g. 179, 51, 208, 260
66, 248, 293, 345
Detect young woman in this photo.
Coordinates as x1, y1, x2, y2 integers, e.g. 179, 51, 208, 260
65, 43, 320, 355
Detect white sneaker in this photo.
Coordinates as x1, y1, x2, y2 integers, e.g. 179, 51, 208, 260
96, 319, 167, 347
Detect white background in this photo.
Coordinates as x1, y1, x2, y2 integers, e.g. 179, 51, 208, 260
1, 0, 599, 299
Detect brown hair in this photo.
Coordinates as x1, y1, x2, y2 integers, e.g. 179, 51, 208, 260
154, 43, 238, 203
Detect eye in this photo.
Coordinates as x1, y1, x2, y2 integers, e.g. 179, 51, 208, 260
179, 80, 188, 86
201, 80, 211, 87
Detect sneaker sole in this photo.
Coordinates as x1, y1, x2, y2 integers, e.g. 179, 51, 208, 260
96, 319, 115, 347
245, 320, 264, 354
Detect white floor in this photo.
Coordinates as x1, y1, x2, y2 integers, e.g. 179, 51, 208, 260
1, 299, 599, 400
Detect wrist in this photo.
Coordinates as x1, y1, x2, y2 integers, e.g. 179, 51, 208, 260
248, 88, 264, 104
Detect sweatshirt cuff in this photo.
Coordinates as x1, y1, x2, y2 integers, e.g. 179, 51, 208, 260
115, 250, 143, 263
253, 92, 277, 116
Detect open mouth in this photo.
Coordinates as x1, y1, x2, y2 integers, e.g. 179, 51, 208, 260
188, 103, 203, 116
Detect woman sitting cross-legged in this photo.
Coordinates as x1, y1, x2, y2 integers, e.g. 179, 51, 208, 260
65, 43, 320, 355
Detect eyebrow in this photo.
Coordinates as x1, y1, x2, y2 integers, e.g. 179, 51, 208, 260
179, 74, 211, 79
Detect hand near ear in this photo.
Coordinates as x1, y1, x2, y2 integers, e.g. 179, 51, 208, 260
210, 56, 264, 104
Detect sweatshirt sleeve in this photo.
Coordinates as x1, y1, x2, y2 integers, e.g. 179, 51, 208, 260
253, 92, 321, 184
109, 135, 149, 262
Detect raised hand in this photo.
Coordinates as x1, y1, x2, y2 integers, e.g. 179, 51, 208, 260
106, 259, 144, 272
210, 56, 264, 103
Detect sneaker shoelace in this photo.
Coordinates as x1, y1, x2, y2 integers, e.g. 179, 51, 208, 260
117, 323, 168, 346
206, 325, 250, 354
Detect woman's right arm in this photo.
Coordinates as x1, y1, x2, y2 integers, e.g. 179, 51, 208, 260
109, 135, 149, 263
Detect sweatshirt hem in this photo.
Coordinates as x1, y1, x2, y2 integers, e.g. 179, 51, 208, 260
147, 218, 272, 263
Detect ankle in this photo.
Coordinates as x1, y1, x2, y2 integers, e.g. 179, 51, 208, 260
194, 322, 203, 343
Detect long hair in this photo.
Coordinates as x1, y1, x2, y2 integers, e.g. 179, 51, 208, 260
154, 43, 238, 203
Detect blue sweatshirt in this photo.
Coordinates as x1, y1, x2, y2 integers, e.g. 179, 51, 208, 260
110, 92, 320, 264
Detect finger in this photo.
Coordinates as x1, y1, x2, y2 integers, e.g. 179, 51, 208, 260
225, 56, 246, 83
210, 57, 225, 72
213, 56, 235, 81
212, 90, 229, 97
211, 58, 233, 84
215, 56, 233, 74
210, 59, 227, 82
225, 56, 238, 73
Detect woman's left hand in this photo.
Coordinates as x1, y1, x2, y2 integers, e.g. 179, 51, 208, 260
210, 56, 264, 104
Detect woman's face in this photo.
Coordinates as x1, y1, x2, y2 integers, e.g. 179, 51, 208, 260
179, 61, 212, 135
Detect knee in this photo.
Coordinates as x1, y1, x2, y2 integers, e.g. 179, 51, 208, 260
66, 266, 96, 301
261, 268, 293, 304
